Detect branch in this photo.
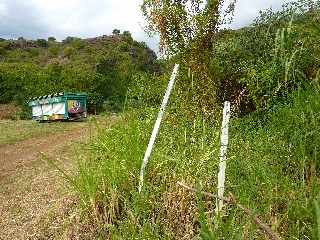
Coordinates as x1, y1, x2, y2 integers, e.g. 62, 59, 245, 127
176, 181, 280, 240
177, 181, 231, 202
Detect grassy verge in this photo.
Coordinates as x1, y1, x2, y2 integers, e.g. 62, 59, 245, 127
0, 120, 85, 145
65, 86, 319, 239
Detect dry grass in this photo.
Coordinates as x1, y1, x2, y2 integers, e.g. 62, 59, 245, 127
0, 145, 75, 239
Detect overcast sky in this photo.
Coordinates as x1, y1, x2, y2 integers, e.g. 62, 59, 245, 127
0, 0, 295, 52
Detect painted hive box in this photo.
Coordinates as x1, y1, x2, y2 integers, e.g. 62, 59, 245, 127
28, 92, 87, 121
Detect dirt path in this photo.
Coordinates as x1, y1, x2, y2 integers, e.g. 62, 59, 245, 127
0, 120, 99, 239
0, 123, 88, 180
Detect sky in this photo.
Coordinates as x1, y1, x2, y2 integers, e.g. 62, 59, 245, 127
0, 0, 296, 52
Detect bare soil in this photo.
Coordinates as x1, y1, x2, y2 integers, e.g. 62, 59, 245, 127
0, 120, 96, 239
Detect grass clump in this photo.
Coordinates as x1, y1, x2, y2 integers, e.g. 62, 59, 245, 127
66, 84, 319, 239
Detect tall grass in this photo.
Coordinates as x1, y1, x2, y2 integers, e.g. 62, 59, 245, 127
63, 82, 319, 239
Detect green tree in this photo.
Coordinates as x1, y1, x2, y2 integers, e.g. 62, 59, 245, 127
36, 39, 48, 48
70, 38, 85, 49
48, 36, 56, 42
63, 36, 75, 44
112, 29, 121, 35
48, 46, 60, 56
17, 37, 27, 48
122, 31, 133, 43
63, 46, 74, 58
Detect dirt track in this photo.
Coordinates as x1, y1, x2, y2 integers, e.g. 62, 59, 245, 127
0, 122, 91, 239
0, 124, 88, 180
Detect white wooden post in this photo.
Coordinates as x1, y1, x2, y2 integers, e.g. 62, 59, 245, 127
216, 101, 231, 213
138, 64, 180, 193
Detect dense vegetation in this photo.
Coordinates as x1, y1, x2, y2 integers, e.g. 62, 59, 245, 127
49, 1, 320, 239
140, 0, 320, 116
0, 31, 160, 113
2, 0, 318, 239
67, 80, 319, 240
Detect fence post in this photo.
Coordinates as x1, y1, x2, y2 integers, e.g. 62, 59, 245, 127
216, 101, 231, 214
138, 64, 180, 193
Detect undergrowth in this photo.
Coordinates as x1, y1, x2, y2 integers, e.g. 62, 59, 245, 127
63, 82, 319, 239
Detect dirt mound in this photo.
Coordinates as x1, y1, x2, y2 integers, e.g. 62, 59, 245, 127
0, 104, 20, 119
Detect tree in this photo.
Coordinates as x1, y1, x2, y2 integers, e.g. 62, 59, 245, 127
17, 37, 27, 48
63, 36, 75, 44
63, 46, 74, 58
70, 38, 85, 49
48, 36, 56, 42
36, 39, 48, 48
141, 0, 236, 55
141, 0, 237, 114
122, 30, 133, 43
112, 29, 121, 35
48, 46, 60, 56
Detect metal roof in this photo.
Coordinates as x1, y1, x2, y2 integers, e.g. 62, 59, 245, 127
28, 92, 87, 106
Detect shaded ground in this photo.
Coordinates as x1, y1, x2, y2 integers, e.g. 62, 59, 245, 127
0, 116, 114, 239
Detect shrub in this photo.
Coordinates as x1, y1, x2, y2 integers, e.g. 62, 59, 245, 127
0, 47, 6, 55
48, 46, 60, 57
70, 38, 85, 49
36, 39, 48, 48
63, 46, 74, 58
48, 36, 56, 42
201, 2, 320, 114
112, 29, 120, 35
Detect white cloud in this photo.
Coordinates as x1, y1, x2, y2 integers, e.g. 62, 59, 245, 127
0, 2, 8, 16
230, 0, 296, 28
0, 0, 297, 52
28, 0, 159, 50
0, 1, 49, 39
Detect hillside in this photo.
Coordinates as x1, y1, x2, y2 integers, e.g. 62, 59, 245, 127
0, 31, 160, 113
52, 1, 319, 239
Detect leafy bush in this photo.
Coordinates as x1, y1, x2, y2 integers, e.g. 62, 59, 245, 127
127, 71, 169, 106
0, 47, 6, 55
63, 46, 74, 58
36, 39, 48, 48
48, 36, 56, 42
70, 38, 85, 49
48, 46, 60, 56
